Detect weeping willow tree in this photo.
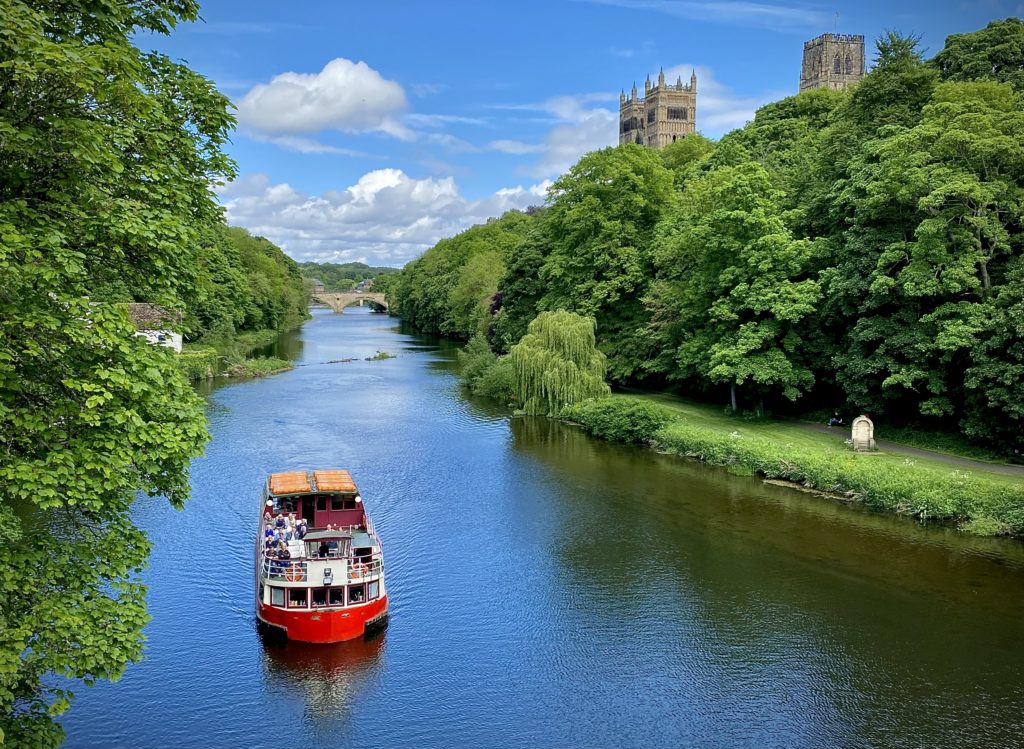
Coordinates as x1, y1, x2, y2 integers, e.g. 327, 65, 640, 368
510, 311, 610, 415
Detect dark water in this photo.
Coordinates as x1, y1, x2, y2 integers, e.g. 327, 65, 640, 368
62, 308, 1024, 748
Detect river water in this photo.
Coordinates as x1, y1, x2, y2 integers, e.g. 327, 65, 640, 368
62, 307, 1024, 748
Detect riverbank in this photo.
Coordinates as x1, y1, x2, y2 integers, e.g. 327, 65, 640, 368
177, 328, 301, 380
564, 394, 1024, 537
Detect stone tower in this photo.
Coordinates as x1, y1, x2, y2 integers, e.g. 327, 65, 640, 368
619, 68, 697, 149
800, 33, 865, 92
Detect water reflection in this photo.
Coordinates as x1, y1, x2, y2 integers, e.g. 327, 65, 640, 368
509, 415, 1024, 748
261, 632, 386, 726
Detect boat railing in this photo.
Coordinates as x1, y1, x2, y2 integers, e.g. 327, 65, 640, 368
259, 551, 383, 583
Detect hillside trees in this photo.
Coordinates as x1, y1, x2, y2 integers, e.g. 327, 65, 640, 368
0, 1, 235, 745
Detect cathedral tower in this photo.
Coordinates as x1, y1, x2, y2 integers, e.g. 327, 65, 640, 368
619, 69, 697, 149
800, 33, 865, 92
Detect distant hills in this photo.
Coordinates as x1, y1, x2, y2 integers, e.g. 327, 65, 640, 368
299, 261, 399, 291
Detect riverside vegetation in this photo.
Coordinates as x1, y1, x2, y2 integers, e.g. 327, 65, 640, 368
0, 2, 301, 745
390, 21, 1024, 534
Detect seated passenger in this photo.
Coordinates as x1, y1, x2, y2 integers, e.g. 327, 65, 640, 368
296, 519, 308, 539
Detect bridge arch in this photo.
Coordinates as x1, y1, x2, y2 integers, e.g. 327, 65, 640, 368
311, 292, 388, 313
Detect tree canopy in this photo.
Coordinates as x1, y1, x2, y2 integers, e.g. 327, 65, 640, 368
0, 1, 241, 745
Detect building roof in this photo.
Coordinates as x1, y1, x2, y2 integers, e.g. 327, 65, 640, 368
125, 303, 181, 330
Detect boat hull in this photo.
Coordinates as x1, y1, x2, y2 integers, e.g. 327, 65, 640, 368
257, 596, 389, 643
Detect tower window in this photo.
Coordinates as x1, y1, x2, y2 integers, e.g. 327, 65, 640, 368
845, 53, 853, 74
833, 54, 841, 74
667, 107, 688, 121
646, 109, 656, 124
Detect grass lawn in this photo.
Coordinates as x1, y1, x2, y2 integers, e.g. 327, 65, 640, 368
626, 391, 1024, 488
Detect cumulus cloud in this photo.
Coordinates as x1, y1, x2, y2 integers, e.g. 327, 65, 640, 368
664, 64, 779, 132
218, 171, 549, 265
236, 58, 411, 139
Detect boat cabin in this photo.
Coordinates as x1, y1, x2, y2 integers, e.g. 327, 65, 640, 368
265, 469, 366, 530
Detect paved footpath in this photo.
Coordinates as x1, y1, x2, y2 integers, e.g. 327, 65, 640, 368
797, 422, 1024, 478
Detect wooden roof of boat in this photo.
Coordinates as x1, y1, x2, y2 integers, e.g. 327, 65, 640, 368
313, 469, 357, 493
269, 471, 311, 495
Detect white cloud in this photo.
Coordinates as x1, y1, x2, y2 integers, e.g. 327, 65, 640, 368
488, 139, 544, 155
412, 83, 447, 97
218, 170, 549, 265
248, 134, 379, 158
404, 113, 488, 128
664, 64, 778, 132
236, 58, 411, 139
573, 0, 825, 30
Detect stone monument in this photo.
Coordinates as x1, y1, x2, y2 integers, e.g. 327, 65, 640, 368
851, 415, 876, 451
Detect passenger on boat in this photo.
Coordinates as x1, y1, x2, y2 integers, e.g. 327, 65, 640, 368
275, 513, 286, 529
317, 540, 330, 558
296, 518, 308, 539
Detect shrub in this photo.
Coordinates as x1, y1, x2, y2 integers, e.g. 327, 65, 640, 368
224, 357, 292, 378
176, 347, 218, 380
473, 357, 516, 403
563, 397, 674, 444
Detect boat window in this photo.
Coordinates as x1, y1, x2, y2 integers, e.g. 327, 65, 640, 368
288, 588, 307, 608
329, 588, 345, 606
330, 495, 345, 511
367, 581, 379, 601
259, 583, 265, 602
270, 587, 285, 606
311, 588, 328, 607
316, 496, 327, 512
348, 583, 366, 604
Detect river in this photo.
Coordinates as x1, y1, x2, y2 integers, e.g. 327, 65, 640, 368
61, 307, 1024, 748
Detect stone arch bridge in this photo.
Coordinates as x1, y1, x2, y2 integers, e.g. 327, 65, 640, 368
312, 292, 388, 313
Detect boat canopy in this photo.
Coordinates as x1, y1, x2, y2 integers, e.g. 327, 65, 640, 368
314, 469, 357, 493
269, 471, 311, 495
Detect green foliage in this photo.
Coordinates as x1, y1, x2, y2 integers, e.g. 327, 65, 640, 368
563, 397, 673, 444
176, 346, 219, 380
933, 18, 1024, 91
510, 311, 610, 416
224, 356, 292, 378
0, 1, 235, 743
539, 145, 677, 381
388, 211, 533, 339
458, 335, 516, 404
298, 261, 398, 291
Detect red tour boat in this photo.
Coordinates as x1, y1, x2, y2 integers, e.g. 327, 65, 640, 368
255, 470, 388, 642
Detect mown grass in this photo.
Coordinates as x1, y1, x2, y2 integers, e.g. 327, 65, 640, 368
567, 393, 1024, 536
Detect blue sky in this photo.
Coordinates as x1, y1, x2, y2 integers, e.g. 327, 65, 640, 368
144, 0, 1018, 266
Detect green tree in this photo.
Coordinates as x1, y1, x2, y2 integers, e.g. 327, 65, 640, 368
831, 81, 1024, 437
539, 145, 676, 382
651, 162, 821, 406
0, 1, 234, 744
933, 17, 1024, 91
510, 311, 610, 416
388, 211, 533, 338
